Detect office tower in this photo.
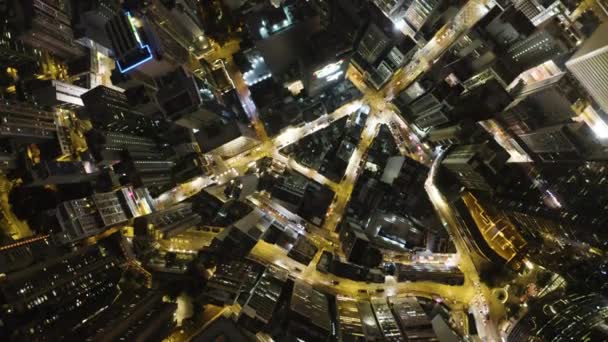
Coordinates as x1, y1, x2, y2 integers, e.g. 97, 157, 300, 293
238, 266, 288, 333
505, 25, 571, 73
402, 0, 442, 33
0, 245, 122, 341
441, 141, 510, 192
0, 234, 58, 274
114, 149, 176, 195
394, 263, 465, 285
427, 121, 479, 146
81, 85, 161, 136
371, 298, 403, 341
340, 222, 383, 268
31, 79, 87, 107
405, 91, 452, 130
373, 0, 407, 18
24, 160, 96, 186
512, 0, 545, 23
357, 24, 391, 65
285, 281, 333, 341
0, 101, 57, 141
204, 259, 264, 306
72, 289, 177, 341
134, 202, 202, 240
156, 66, 222, 129
380, 156, 434, 220
368, 61, 394, 90
364, 212, 425, 251
194, 121, 259, 158
465, 191, 606, 286
71, 0, 120, 49
286, 235, 318, 265
172, 152, 207, 184
105, 11, 188, 77
55, 191, 128, 243
513, 0, 579, 29
431, 315, 462, 342
566, 23, 608, 113
210, 208, 274, 257
450, 79, 512, 121
224, 174, 260, 200
13, 0, 85, 60
358, 301, 384, 340
507, 292, 608, 341
85, 130, 161, 165
516, 122, 595, 162
336, 296, 365, 341
500, 72, 580, 136
0, 21, 38, 66
390, 296, 438, 340
137, 0, 210, 58
303, 45, 350, 97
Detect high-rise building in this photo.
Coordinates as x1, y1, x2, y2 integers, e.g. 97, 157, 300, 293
358, 301, 384, 340
238, 266, 288, 333
138, 0, 211, 58
105, 11, 188, 77
500, 72, 580, 140
71, 0, 121, 49
405, 91, 452, 130
506, 25, 571, 73
285, 281, 333, 341
403, 0, 442, 32
14, 0, 85, 60
517, 123, 589, 162
286, 235, 318, 265
81, 86, 161, 136
0, 101, 57, 141
357, 24, 390, 65
390, 296, 438, 340
156, 67, 222, 129
31, 80, 87, 107
370, 298, 403, 341
0, 234, 58, 274
210, 208, 274, 257
336, 296, 365, 340
86, 129, 161, 165
507, 292, 608, 341
566, 23, 608, 113
194, 121, 259, 158
204, 258, 265, 306
114, 150, 176, 195
72, 289, 177, 342
133, 202, 201, 239
441, 141, 510, 192
340, 222, 382, 268
394, 263, 465, 285
55, 191, 128, 243
0, 245, 122, 341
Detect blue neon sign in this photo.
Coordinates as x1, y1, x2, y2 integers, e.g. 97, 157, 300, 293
117, 12, 153, 74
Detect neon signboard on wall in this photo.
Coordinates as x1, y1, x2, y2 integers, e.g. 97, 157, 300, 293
313, 59, 344, 80
117, 12, 153, 74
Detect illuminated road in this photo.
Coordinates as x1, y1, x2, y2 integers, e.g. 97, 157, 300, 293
425, 150, 504, 342
383, 0, 497, 100
323, 113, 381, 231
150, 1, 506, 338
249, 240, 475, 304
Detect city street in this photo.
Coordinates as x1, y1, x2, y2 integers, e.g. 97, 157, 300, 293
151, 0, 506, 337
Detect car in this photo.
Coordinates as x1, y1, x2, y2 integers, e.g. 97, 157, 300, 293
331, 280, 340, 285
375, 288, 385, 293
358, 289, 368, 294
